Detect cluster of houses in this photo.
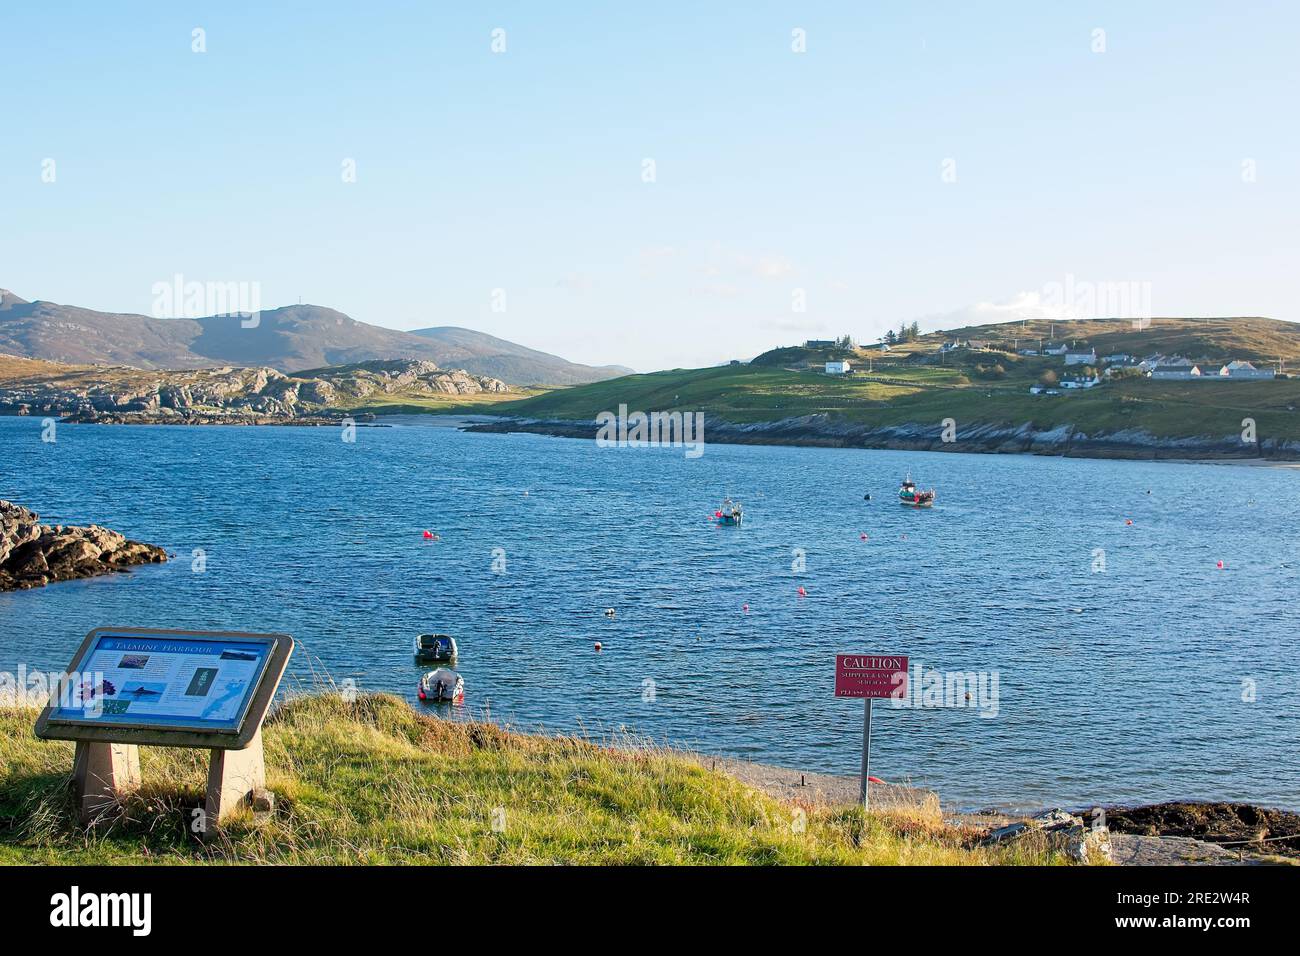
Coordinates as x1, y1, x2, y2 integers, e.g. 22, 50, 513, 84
1029, 351, 1277, 395
1128, 356, 1275, 380
816, 337, 1280, 386
1017, 344, 1275, 380
942, 339, 1099, 364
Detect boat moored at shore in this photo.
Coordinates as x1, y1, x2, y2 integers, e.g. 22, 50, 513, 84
418, 668, 464, 703
414, 633, 458, 663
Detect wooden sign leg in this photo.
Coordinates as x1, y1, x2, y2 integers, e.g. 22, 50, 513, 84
205, 729, 266, 824
73, 740, 141, 824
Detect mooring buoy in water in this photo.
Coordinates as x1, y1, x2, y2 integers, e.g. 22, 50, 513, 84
594, 641, 603, 652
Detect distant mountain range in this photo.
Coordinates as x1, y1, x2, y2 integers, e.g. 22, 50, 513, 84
0, 288, 631, 385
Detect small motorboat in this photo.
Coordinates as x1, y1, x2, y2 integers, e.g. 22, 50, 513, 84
418, 668, 464, 703
713, 496, 743, 525
414, 633, 458, 663
898, 474, 935, 508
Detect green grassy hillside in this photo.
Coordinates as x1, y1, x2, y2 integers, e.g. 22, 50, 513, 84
927, 316, 1300, 366
0, 693, 1062, 865
488, 318, 1300, 442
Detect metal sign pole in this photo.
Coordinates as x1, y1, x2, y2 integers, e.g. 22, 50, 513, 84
860, 697, 873, 812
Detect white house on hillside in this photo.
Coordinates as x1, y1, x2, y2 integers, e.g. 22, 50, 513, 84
825, 360, 851, 375
1064, 347, 1096, 366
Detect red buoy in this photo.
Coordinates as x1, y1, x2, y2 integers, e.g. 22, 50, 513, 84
797, 586, 807, 597
594, 641, 603, 652
1217, 560, 1225, 570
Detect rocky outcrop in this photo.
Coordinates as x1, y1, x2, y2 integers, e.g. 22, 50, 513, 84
0, 358, 511, 424
463, 414, 1300, 461
980, 808, 1114, 864
0, 500, 167, 591
1104, 801, 1300, 859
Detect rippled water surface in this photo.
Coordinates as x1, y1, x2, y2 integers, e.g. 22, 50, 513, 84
3, 416, 1298, 811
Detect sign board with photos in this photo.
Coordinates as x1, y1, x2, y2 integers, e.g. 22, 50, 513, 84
36, 627, 294, 749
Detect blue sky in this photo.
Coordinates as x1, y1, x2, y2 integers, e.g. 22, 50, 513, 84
2, 2, 1297, 370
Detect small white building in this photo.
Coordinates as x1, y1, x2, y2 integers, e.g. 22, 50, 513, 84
1060, 376, 1100, 389
1042, 342, 1069, 356
825, 360, 851, 375
1064, 348, 1097, 366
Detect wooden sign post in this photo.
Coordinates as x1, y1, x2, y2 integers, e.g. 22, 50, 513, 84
835, 654, 908, 812
35, 628, 293, 825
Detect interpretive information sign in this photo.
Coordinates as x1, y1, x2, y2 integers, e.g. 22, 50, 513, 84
47, 631, 278, 733
35, 627, 294, 824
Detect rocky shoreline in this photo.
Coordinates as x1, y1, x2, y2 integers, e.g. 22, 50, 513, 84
0, 500, 167, 591
462, 414, 1300, 461
0, 358, 508, 424
52, 410, 377, 426
704, 756, 1299, 864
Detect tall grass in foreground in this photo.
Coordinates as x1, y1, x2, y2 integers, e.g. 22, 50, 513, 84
0, 693, 1065, 865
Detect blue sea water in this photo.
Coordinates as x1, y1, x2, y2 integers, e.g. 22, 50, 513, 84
3, 415, 1298, 811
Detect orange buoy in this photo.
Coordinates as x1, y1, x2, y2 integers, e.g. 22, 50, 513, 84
1125, 519, 1133, 526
